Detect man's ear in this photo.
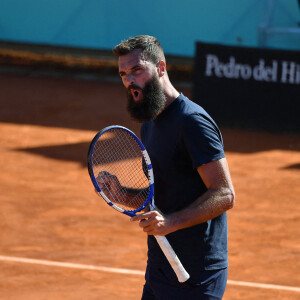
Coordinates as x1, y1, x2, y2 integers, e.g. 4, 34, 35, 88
156, 60, 166, 77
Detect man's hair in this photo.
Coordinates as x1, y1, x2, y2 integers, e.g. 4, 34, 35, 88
113, 35, 166, 64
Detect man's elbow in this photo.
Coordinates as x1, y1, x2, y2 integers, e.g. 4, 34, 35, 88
225, 188, 235, 210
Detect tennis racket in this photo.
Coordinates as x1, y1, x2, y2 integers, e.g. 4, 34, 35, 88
87, 125, 190, 283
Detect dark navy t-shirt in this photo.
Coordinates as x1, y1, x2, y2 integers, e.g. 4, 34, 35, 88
141, 93, 228, 275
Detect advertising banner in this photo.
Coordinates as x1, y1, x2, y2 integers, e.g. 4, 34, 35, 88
193, 42, 299, 133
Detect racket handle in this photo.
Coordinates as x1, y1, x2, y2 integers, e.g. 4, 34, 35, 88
154, 235, 190, 283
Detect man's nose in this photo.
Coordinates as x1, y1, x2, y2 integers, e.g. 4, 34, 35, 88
123, 74, 134, 87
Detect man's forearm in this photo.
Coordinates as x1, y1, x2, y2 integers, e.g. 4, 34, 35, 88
168, 186, 235, 233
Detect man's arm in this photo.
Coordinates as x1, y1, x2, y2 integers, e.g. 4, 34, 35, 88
130, 157, 235, 235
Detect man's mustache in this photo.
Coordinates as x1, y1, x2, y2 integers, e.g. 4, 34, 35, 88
127, 84, 142, 91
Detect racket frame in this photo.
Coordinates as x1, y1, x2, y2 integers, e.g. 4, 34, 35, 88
87, 125, 190, 283
87, 125, 154, 217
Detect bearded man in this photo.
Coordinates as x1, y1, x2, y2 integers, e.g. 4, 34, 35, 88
113, 35, 235, 300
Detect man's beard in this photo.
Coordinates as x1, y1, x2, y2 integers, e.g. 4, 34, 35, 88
126, 75, 166, 122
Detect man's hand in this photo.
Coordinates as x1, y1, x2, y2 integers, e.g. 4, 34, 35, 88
96, 171, 124, 201
130, 210, 175, 236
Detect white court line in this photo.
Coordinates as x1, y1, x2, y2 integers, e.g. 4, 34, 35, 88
0, 255, 299, 293
227, 280, 300, 292
0, 255, 144, 276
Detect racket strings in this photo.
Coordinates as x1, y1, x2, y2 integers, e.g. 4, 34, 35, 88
92, 130, 150, 211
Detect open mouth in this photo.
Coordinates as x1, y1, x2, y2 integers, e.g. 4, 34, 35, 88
130, 89, 142, 101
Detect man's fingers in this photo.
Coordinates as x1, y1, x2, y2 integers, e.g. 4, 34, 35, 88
130, 211, 155, 222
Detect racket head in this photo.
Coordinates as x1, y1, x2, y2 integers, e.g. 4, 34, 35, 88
87, 125, 154, 217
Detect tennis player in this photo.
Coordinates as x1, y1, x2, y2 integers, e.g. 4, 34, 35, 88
113, 35, 235, 300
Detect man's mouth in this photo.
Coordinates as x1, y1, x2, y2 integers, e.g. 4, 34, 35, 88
130, 88, 142, 101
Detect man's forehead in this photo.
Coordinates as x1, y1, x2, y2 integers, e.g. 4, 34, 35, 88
118, 49, 150, 69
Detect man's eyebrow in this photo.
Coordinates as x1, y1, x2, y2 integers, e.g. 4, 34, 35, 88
131, 64, 143, 69
119, 64, 143, 75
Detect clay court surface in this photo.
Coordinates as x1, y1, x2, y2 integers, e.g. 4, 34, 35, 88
0, 72, 299, 299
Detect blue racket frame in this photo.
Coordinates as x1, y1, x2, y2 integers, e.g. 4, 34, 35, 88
87, 125, 154, 217
88, 125, 190, 283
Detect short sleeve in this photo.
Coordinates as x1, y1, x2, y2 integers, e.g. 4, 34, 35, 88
183, 113, 225, 168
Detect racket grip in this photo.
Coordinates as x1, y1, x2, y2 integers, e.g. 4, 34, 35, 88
154, 235, 190, 283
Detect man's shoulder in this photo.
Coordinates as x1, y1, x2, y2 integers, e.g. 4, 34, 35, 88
177, 94, 208, 117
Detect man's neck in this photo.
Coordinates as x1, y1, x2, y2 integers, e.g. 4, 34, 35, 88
164, 84, 180, 110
